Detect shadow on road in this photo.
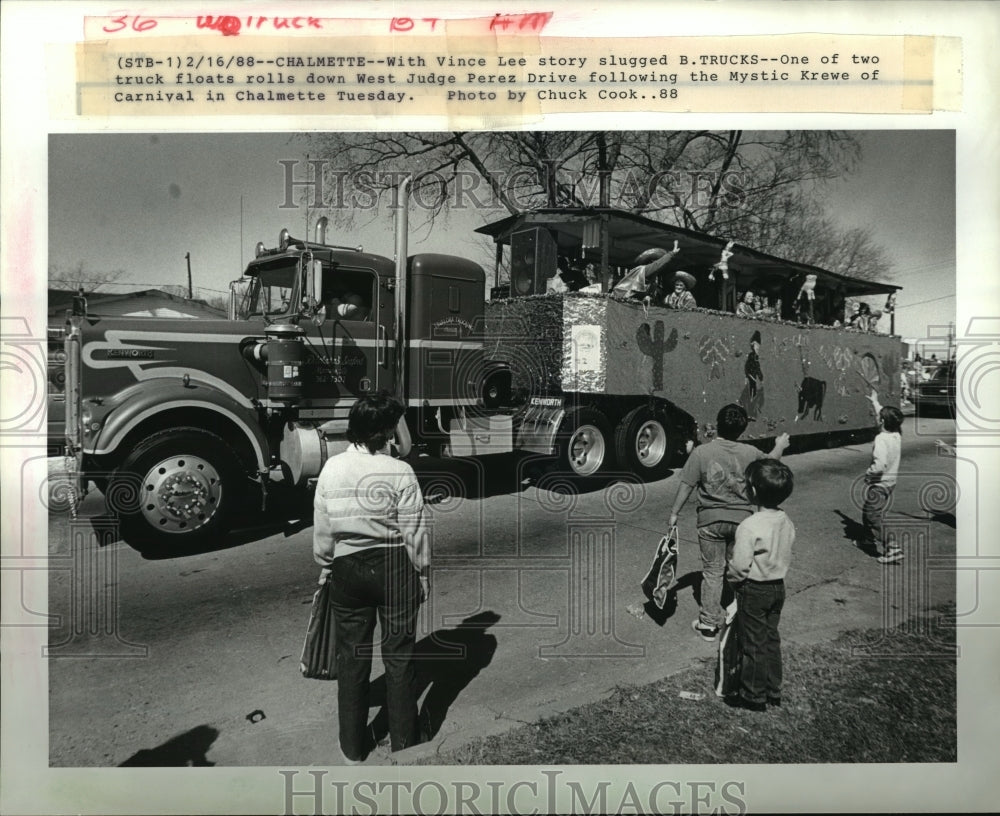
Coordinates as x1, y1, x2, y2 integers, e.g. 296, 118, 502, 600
643, 570, 701, 626
128, 483, 315, 559
412, 452, 538, 501
126, 455, 535, 558
86, 449, 677, 558
368, 611, 501, 744
834, 509, 872, 555
834, 505, 956, 559
929, 512, 956, 529
896, 510, 957, 529
118, 724, 219, 766
75, 480, 314, 560
77, 510, 260, 560
412, 452, 676, 503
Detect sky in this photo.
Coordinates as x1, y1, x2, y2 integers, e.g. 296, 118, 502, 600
822, 130, 956, 346
48, 130, 955, 343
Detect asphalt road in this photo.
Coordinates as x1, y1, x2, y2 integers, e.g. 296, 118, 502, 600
47, 414, 957, 767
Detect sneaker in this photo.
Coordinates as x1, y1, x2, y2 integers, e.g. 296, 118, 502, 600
691, 619, 720, 642
876, 549, 904, 564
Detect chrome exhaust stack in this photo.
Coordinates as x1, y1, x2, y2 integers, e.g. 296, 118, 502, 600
315, 215, 329, 245
393, 178, 413, 457
393, 177, 411, 399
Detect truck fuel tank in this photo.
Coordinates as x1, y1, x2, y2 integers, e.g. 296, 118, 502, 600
281, 421, 350, 486
445, 414, 514, 457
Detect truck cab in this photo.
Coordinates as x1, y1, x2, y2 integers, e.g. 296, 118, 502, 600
58, 204, 492, 553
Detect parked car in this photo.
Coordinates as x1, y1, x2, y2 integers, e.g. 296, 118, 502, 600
914, 360, 956, 416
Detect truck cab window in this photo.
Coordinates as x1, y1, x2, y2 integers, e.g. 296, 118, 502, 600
321, 267, 376, 321
241, 261, 299, 319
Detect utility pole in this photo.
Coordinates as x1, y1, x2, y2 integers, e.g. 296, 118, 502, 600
185, 252, 193, 299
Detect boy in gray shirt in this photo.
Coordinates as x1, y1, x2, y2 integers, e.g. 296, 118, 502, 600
669, 403, 789, 641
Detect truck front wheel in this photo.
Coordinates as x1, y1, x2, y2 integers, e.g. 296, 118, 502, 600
556, 407, 613, 477
614, 406, 674, 481
111, 427, 246, 553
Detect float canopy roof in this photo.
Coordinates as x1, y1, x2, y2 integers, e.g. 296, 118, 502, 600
475, 208, 900, 297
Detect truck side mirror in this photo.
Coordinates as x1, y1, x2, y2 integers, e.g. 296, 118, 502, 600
312, 259, 324, 304
307, 259, 326, 325
227, 278, 246, 320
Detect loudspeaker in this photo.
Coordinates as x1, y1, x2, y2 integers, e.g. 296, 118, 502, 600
510, 228, 557, 296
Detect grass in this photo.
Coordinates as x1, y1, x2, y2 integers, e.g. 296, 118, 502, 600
417, 605, 956, 765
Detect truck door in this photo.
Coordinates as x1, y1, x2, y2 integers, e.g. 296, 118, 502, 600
407, 254, 486, 407
299, 264, 392, 406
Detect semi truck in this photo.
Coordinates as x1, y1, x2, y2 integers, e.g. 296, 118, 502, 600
53, 182, 902, 551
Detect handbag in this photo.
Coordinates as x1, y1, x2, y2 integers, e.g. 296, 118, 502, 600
640, 526, 679, 609
300, 569, 337, 680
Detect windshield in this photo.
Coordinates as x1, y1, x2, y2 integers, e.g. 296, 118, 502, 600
239, 259, 299, 319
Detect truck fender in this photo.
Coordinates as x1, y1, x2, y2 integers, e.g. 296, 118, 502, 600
88, 379, 268, 471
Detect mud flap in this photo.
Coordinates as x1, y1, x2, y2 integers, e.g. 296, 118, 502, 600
513, 402, 565, 455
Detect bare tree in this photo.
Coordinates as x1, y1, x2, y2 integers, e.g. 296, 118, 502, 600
48, 261, 128, 293
768, 211, 892, 281
304, 131, 608, 224
303, 130, 892, 280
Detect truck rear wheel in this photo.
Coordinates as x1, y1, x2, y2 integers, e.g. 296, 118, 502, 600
111, 427, 246, 553
557, 407, 612, 477
614, 406, 674, 481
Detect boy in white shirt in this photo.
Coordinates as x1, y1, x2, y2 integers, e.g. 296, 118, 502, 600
726, 458, 796, 712
862, 390, 904, 564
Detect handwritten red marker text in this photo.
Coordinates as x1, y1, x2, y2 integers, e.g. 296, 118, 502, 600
98, 12, 552, 37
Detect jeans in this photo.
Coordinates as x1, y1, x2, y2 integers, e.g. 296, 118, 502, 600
330, 547, 423, 760
697, 521, 739, 628
735, 579, 785, 704
861, 482, 895, 556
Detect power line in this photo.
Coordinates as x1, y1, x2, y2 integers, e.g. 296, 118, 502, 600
893, 268, 955, 289
894, 293, 956, 309
894, 264, 955, 277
